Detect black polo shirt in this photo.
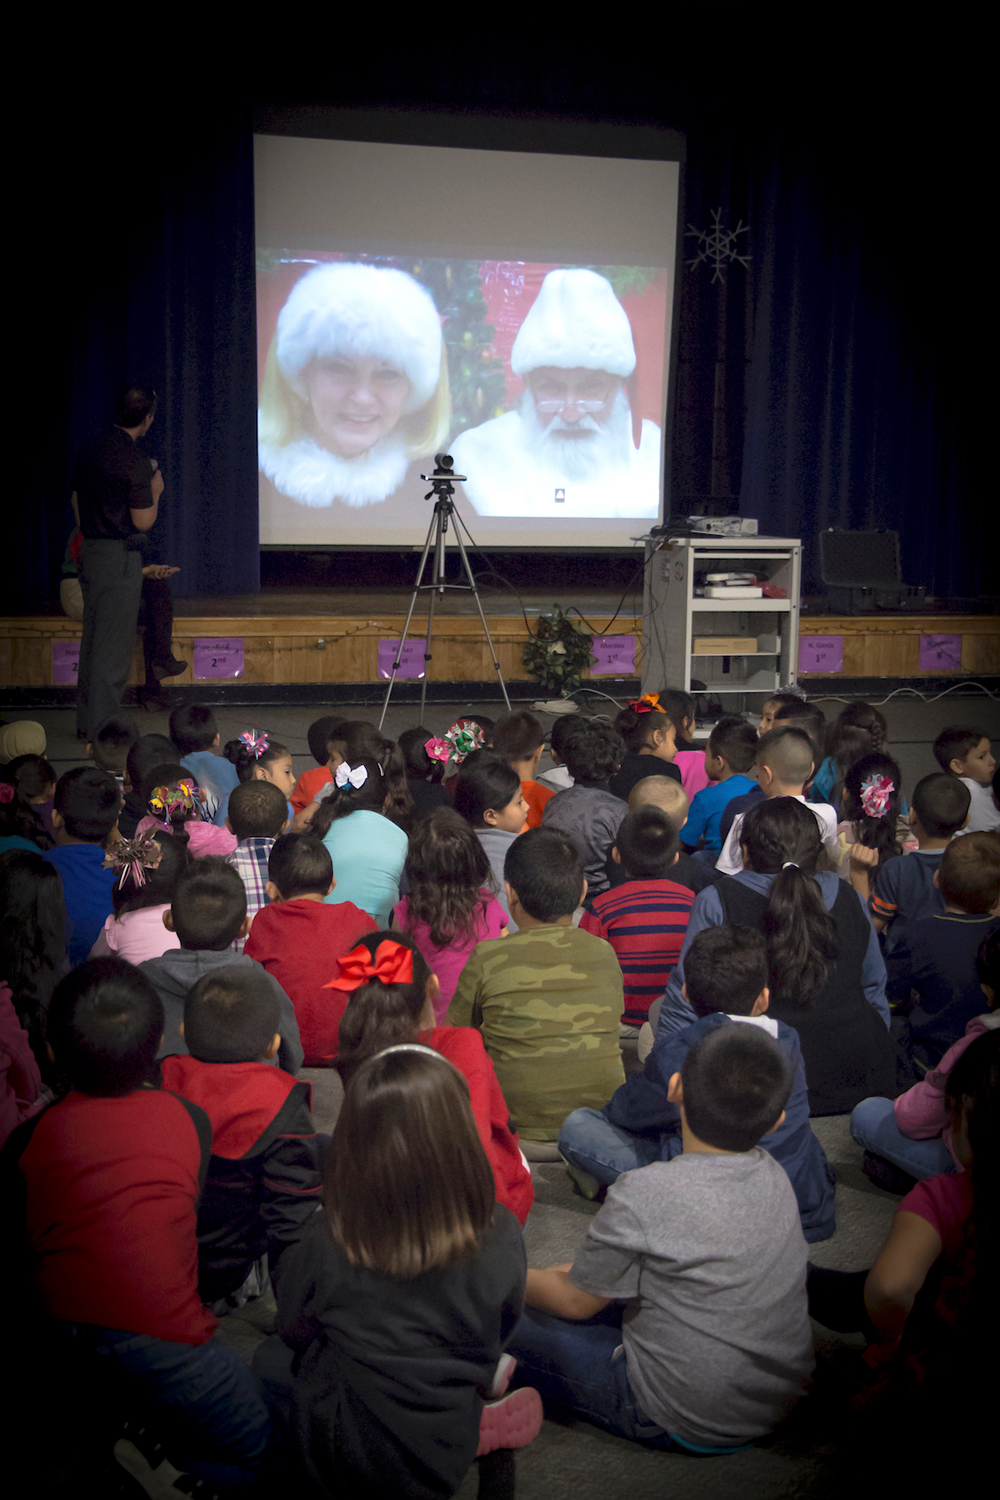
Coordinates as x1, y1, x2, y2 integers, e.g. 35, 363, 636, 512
72, 427, 153, 539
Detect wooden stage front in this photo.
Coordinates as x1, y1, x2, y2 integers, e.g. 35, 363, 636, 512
1, 588, 998, 697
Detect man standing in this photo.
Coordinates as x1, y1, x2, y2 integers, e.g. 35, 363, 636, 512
72, 385, 164, 738
451, 268, 661, 520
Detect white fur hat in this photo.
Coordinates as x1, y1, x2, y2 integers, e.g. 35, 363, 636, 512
275, 262, 443, 413
510, 268, 636, 379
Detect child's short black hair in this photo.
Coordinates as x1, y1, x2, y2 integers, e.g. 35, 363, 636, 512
933, 725, 988, 774
653, 689, 695, 733
911, 772, 971, 839
492, 710, 545, 764
183, 965, 281, 1064
561, 719, 624, 783
548, 713, 580, 764
227, 779, 288, 841
126, 734, 178, 793
707, 716, 757, 775
46, 956, 163, 1096
54, 766, 121, 842
680, 1023, 792, 1152
504, 827, 583, 921
684, 927, 769, 1018
397, 725, 437, 780
452, 754, 521, 828
938, 832, 1000, 914
614, 806, 680, 880
169, 704, 219, 756
773, 701, 827, 763
268, 832, 333, 898
308, 715, 347, 765
755, 726, 816, 787
170, 858, 247, 949
90, 714, 138, 774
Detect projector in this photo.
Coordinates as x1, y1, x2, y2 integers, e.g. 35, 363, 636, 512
688, 517, 759, 535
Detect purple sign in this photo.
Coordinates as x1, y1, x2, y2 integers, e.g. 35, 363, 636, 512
590, 635, 636, 676
798, 635, 844, 674
918, 633, 962, 672
53, 640, 80, 684
378, 638, 427, 680
193, 638, 244, 680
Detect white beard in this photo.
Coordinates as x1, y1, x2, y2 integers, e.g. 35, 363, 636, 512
519, 387, 635, 482
258, 428, 411, 509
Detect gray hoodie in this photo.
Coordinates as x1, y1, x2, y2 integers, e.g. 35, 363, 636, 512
140, 949, 304, 1076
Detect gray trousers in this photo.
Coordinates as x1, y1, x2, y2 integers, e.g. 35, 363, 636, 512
77, 538, 143, 738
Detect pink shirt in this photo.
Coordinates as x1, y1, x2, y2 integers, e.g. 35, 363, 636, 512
392, 892, 507, 1023
135, 815, 237, 859
89, 904, 181, 965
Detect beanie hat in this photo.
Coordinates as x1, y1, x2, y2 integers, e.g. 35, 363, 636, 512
0, 720, 46, 764
275, 262, 443, 413
511, 269, 636, 379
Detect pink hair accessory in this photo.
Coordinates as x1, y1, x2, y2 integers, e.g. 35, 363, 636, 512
424, 737, 451, 764
239, 729, 270, 759
103, 834, 162, 889
860, 772, 894, 819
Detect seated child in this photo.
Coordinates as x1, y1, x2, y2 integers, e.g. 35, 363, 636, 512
225, 778, 289, 952
335, 930, 533, 1224
606, 776, 721, 895
244, 833, 376, 1065
289, 714, 344, 814
140, 857, 304, 1075
508, 1022, 814, 1450
653, 688, 709, 800
681, 716, 758, 857
9, 958, 271, 1488
90, 831, 188, 965
312, 757, 409, 924
560, 925, 836, 1242
580, 806, 694, 1027
716, 726, 837, 876
541, 718, 627, 898
491, 709, 554, 828
169, 703, 241, 827
392, 806, 507, 1022
851, 929, 1000, 1188
118, 733, 177, 838
809, 700, 884, 808
43, 766, 120, 964
886, 831, 1000, 1069
537, 711, 577, 792
136, 764, 237, 859
161, 965, 322, 1307
757, 692, 805, 737
831, 751, 908, 901
397, 725, 451, 818
609, 696, 681, 804
933, 724, 999, 833
224, 729, 297, 824
871, 772, 970, 949
88, 712, 138, 792
452, 753, 529, 929
0, 753, 56, 852
448, 828, 625, 1142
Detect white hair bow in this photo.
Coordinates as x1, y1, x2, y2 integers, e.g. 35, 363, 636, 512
335, 762, 369, 791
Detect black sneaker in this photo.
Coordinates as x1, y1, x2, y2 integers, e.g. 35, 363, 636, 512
862, 1150, 918, 1196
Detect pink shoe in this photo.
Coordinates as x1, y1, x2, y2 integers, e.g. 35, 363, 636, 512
476, 1386, 543, 1457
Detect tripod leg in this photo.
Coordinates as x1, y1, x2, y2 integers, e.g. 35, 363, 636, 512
378, 507, 440, 731
451, 521, 512, 712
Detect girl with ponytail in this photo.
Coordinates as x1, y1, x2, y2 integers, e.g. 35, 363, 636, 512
135, 764, 237, 858
812, 701, 890, 810
609, 694, 681, 802
833, 752, 911, 900
311, 758, 408, 923
657, 797, 896, 1114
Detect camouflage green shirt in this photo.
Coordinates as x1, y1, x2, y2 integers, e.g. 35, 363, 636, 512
447, 925, 625, 1141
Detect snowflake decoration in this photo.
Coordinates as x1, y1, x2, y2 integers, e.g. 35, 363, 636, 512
686, 209, 751, 284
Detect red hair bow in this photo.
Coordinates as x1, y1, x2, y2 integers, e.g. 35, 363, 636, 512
326, 939, 414, 991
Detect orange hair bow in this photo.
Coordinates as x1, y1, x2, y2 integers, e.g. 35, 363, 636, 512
627, 692, 665, 715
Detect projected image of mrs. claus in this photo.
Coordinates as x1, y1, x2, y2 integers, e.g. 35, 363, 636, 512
258, 262, 449, 511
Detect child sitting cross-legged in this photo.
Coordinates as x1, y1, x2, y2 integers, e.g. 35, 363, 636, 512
169, 704, 241, 828
140, 856, 304, 1075
716, 725, 838, 876
225, 778, 289, 952
580, 806, 694, 1028
136, 763, 237, 860
335, 929, 533, 1224
560, 925, 836, 1241
7, 958, 272, 1491
160, 965, 322, 1312
491, 709, 554, 829
541, 718, 627, 898
608, 695, 681, 803
244, 833, 376, 1065
507, 1022, 814, 1452
448, 827, 625, 1152
871, 772, 970, 951
452, 753, 529, 931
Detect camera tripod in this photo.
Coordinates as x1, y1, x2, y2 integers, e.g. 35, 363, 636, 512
378, 455, 512, 729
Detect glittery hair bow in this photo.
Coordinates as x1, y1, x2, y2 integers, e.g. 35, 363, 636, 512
0, 783, 15, 805
149, 778, 198, 827
334, 761, 369, 791
444, 720, 485, 764
627, 692, 665, 716
103, 834, 162, 889
326, 939, 414, 992
424, 737, 451, 764
860, 772, 895, 819
239, 729, 270, 759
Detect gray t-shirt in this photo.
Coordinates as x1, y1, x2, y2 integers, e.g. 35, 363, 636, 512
569, 1147, 813, 1446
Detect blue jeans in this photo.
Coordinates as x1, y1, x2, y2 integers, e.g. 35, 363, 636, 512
849, 1097, 956, 1180
558, 1108, 662, 1186
64, 1323, 271, 1492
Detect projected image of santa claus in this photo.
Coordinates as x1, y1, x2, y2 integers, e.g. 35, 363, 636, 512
451, 268, 661, 520
258, 261, 450, 510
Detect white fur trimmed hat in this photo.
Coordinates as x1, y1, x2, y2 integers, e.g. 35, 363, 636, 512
275, 262, 444, 413
510, 268, 636, 378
